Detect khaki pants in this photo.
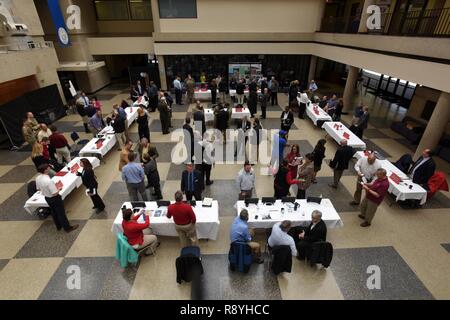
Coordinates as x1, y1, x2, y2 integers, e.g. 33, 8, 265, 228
237, 94, 245, 105
360, 197, 379, 224
115, 132, 126, 149
55, 146, 71, 164
187, 92, 194, 104
124, 119, 130, 141
239, 189, 253, 200
354, 175, 363, 203
333, 169, 344, 187
220, 92, 226, 103
248, 228, 261, 258
133, 229, 159, 254
175, 223, 198, 248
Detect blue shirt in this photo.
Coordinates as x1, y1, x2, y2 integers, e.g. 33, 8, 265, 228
90, 114, 103, 130
118, 107, 127, 120
230, 217, 252, 243
279, 137, 287, 161
122, 162, 145, 184
174, 79, 182, 90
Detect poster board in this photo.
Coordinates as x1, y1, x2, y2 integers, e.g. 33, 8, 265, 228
228, 63, 262, 82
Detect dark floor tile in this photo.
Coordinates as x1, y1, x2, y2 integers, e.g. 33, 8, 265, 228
307, 177, 359, 212
421, 192, 450, 209
363, 140, 391, 158
99, 261, 138, 300
0, 151, 33, 165
150, 119, 185, 133
166, 163, 186, 181
441, 243, 450, 253
0, 259, 9, 272
197, 254, 281, 300
363, 129, 389, 139
394, 138, 417, 152
202, 180, 246, 217
330, 246, 434, 300
95, 94, 116, 101
15, 220, 86, 258
369, 117, 393, 129
38, 257, 117, 300
288, 140, 314, 155
0, 166, 37, 183
53, 121, 84, 134
260, 118, 298, 131
171, 103, 190, 113
0, 184, 41, 221
152, 142, 178, 162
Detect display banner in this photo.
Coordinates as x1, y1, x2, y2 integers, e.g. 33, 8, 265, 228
47, 0, 71, 47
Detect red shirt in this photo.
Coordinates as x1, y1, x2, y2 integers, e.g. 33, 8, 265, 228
367, 177, 389, 205
42, 143, 49, 160
167, 202, 196, 225
49, 133, 68, 149
122, 214, 150, 246
286, 152, 300, 178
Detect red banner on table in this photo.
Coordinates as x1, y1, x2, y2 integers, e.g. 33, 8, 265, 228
390, 172, 402, 184
235, 107, 243, 112
55, 180, 63, 190
70, 163, 80, 174
343, 132, 350, 139
55, 171, 68, 177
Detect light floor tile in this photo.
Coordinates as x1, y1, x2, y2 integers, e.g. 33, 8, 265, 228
0, 221, 43, 259
66, 220, 116, 257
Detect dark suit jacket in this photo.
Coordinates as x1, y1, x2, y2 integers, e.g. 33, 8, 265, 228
135, 85, 146, 96
216, 109, 229, 131
280, 111, 294, 128
181, 170, 204, 193
356, 112, 370, 130
193, 110, 206, 134
410, 157, 436, 185
78, 169, 98, 193
304, 220, 327, 243
330, 145, 355, 170
236, 83, 245, 95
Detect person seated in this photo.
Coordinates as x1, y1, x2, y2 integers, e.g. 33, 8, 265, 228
290, 210, 327, 261
393, 154, 414, 174
409, 148, 436, 186
121, 208, 159, 255
268, 220, 297, 257
230, 209, 263, 264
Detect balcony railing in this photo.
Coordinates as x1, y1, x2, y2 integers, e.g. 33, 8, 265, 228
0, 41, 54, 54
322, 7, 449, 37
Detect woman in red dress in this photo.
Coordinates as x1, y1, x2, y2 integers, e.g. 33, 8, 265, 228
286, 144, 302, 179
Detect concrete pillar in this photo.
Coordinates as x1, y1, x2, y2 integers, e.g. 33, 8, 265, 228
343, 66, 359, 112
315, 0, 327, 32
308, 55, 318, 83
358, 0, 375, 33
157, 55, 167, 90
414, 92, 450, 160
151, 0, 161, 33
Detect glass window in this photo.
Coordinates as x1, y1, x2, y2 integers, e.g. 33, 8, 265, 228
130, 0, 153, 20
95, 0, 130, 20
158, 0, 197, 18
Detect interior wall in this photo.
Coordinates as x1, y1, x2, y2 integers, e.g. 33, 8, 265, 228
0, 76, 39, 106
158, 0, 323, 33
74, 66, 110, 94
97, 21, 154, 35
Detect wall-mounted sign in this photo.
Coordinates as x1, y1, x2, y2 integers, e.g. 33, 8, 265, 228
47, 0, 71, 47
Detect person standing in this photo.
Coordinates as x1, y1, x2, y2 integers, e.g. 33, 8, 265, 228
352, 106, 370, 139
147, 81, 159, 112
259, 88, 270, 119
286, 144, 302, 179
143, 153, 163, 200
274, 160, 300, 199
309, 80, 318, 99
333, 99, 344, 122
230, 209, 263, 264
350, 152, 382, 206
37, 124, 53, 143
112, 112, 126, 151
324, 94, 338, 118
185, 74, 195, 104
76, 102, 90, 133
181, 163, 204, 201
122, 152, 148, 202
312, 139, 326, 183
359, 168, 389, 227
280, 106, 294, 133
193, 101, 206, 137
119, 140, 133, 172
248, 90, 258, 118
288, 80, 299, 106
218, 76, 228, 103
89, 110, 104, 137
196, 135, 214, 186
296, 153, 315, 199
215, 104, 230, 136
135, 80, 146, 97
167, 191, 198, 248
210, 79, 218, 105
137, 107, 150, 141
328, 139, 356, 189
49, 126, 71, 165
130, 85, 139, 102
269, 76, 279, 106
298, 89, 309, 119
158, 96, 171, 135
183, 117, 195, 163
78, 158, 105, 213
138, 138, 159, 164
236, 161, 255, 200
236, 79, 246, 105
36, 164, 79, 233
173, 76, 183, 105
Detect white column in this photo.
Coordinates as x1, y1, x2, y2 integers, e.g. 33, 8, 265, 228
343, 66, 360, 112
414, 92, 450, 160
308, 55, 318, 83
157, 55, 167, 91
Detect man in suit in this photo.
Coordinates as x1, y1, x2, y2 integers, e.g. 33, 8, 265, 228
291, 210, 327, 261
269, 76, 279, 106
147, 81, 159, 112
193, 101, 206, 137
236, 79, 246, 105
181, 163, 204, 201
184, 74, 195, 104
135, 80, 146, 97
183, 117, 195, 163
409, 148, 436, 186
158, 96, 171, 135
353, 106, 370, 139
329, 139, 356, 188
216, 104, 229, 135
130, 86, 139, 102
173, 76, 183, 105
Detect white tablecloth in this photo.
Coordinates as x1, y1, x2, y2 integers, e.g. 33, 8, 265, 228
306, 104, 332, 126
97, 106, 139, 136
112, 201, 221, 240
354, 151, 427, 204
204, 108, 215, 122
235, 199, 343, 229
133, 96, 149, 108
79, 135, 117, 158
231, 107, 251, 119
24, 157, 100, 214
229, 90, 261, 97
322, 122, 366, 150
194, 90, 216, 100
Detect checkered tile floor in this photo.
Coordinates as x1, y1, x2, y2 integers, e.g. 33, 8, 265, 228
0, 83, 449, 300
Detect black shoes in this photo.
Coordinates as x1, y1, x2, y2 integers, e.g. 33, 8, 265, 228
206, 181, 214, 186
65, 224, 79, 233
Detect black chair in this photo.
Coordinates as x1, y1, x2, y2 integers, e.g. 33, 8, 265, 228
70, 132, 89, 158
309, 241, 333, 268
176, 246, 204, 284
270, 245, 292, 275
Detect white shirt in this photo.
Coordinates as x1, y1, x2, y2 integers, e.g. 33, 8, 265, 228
268, 222, 297, 257
236, 168, 255, 191
37, 129, 52, 142
173, 79, 182, 90
36, 174, 58, 198
77, 96, 89, 107
354, 157, 382, 181
299, 93, 309, 104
